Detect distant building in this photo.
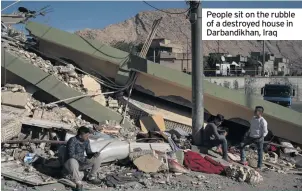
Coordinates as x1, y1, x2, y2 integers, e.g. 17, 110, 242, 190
250, 52, 290, 76
245, 57, 262, 76
146, 38, 191, 72
150, 38, 183, 53
274, 57, 290, 75
146, 40, 290, 76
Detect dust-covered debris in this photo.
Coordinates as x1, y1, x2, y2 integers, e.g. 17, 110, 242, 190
3, 41, 134, 122
1, 84, 91, 130
5, 45, 87, 93
2, 23, 302, 191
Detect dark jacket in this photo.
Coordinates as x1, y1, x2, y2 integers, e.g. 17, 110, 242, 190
66, 136, 93, 164
203, 123, 224, 144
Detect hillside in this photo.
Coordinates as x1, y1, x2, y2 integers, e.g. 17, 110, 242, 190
75, 9, 302, 72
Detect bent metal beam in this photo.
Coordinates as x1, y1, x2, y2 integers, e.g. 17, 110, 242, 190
25, 22, 302, 144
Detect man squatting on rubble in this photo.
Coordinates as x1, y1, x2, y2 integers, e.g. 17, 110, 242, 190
239, 106, 268, 170
203, 114, 229, 161
64, 126, 103, 190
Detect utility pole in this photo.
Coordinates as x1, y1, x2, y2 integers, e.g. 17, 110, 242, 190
180, 27, 190, 73
189, 0, 203, 146
262, 40, 265, 76
186, 36, 189, 73
153, 48, 156, 63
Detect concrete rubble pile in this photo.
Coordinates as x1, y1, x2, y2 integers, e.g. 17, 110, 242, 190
5, 44, 95, 93
1, 78, 302, 191
1, 84, 91, 130
2, 28, 302, 191
4, 39, 112, 107
3, 40, 135, 118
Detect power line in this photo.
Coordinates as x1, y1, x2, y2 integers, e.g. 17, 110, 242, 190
142, 1, 191, 15
1, 0, 21, 12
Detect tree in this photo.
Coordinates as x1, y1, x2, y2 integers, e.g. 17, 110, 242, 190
207, 53, 221, 69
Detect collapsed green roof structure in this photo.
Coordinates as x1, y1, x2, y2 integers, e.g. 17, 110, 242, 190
4, 21, 301, 144
1, 48, 132, 127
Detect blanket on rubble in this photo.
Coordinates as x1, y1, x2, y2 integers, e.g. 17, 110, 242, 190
184, 151, 226, 174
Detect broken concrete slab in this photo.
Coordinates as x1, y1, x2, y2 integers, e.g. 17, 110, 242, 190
81, 75, 101, 92
1, 161, 57, 186
139, 115, 166, 133
108, 99, 119, 108
1, 113, 22, 142
33, 109, 43, 119
22, 117, 74, 131
1, 105, 28, 115
1, 91, 28, 108
133, 154, 162, 173
25, 22, 302, 145
92, 89, 106, 106
2, 49, 132, 127
82, 76, 106, 106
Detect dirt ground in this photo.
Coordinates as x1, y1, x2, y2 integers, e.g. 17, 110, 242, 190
2, 170, 301, 191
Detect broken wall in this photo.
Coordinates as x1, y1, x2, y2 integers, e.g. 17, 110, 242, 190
24, 22, 302, 144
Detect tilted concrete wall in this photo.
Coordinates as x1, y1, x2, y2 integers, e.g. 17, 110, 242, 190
205, 77, 302, 102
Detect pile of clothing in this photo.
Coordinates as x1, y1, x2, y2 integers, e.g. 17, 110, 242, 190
184, 151, 226, 174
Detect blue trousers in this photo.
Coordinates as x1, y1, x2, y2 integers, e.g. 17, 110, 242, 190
239, 137, 264, 168
206, 137, 228, 160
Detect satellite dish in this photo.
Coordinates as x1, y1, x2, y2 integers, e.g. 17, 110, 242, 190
221, 56, 225, 62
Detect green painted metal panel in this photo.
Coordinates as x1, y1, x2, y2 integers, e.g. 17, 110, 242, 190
26, 21, 130, 66
1, 49, 130, 126
141, 61, 302, 127
25, 22, 302, 128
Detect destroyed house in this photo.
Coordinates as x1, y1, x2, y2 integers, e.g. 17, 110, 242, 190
2, 21, 302, 145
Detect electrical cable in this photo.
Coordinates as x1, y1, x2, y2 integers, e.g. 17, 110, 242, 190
143, 1, 191, 15
27, 46, 124, 90
3, 36, 137, 91
43, 71, 138, 107
187, 1, 201, 25
24, 44, 130, 90
1, 0, 21, 12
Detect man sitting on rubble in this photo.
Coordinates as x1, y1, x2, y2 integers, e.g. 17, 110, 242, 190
203, 114, 229, 161
239, 106, 268, 171
64, 126, 102, 190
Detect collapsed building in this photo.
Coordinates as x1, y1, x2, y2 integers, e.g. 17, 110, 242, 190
3, 21, 301, 143
1, 14, 302, 190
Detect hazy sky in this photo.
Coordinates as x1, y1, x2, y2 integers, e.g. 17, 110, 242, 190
2, 1, 301, 32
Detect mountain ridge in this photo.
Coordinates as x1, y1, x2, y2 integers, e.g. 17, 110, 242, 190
75, 8, 302, 72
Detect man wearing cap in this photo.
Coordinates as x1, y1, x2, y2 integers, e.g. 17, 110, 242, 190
203, 114, 229, 161
64, 126, 103, 191
239, 106, 268, 170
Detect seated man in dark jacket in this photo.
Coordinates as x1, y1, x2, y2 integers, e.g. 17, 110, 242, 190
203, 114, 228, 161
64, 126, 102, 190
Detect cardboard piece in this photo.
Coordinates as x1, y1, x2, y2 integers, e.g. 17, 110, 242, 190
139, 115, 166, 133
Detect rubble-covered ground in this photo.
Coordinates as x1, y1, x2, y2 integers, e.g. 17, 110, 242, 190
2, 27, 302, 191
2, 85, 302, 191
2, 169, 302, 191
